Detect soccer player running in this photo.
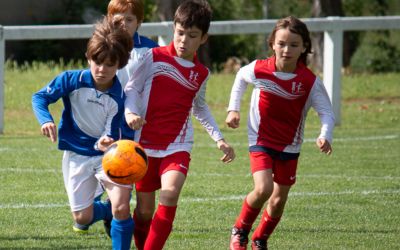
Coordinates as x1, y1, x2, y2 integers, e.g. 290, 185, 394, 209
226, 16, 335, 250
94, 0, 159, 236
124, 1, 235, 249
32, 18, 135, 250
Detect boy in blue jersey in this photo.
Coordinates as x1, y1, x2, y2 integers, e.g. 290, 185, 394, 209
32, 18, 135, 250
73, 0, 159, 237
107, 0, 159, 140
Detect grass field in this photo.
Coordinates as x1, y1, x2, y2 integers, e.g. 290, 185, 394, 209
0, 62, 399, 249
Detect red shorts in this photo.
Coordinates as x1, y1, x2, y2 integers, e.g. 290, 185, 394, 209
249, 151, 298, 186
135, 151, 191, 192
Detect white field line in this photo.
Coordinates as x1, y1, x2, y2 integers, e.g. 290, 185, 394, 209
1, 189, 399, 209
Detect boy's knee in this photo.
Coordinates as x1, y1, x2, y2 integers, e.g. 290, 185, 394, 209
73, 212, 92, 225
112, 203, 131, 220
268, 196, 287, 212
135, 207, 154, 221
253, 183, 273, 201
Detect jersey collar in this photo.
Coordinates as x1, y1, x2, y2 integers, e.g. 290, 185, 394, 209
80, 69, 123, 97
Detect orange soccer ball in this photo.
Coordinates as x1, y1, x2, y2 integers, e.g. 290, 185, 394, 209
102, 140, 148, 185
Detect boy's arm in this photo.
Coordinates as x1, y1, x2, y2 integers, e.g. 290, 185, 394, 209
192, 81, 224, 142
124, 50, 152, 126
310, 77, 335, 154
227, 62, 255, 112
117, 48, 149, 88
32, 72, 72, 126
225, 62, 255, 128
32, 71, 74, 142
192, 81, 235, 163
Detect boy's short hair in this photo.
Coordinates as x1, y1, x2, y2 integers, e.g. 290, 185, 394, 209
174, 0, 212, 35
107, 0, 144, 22
86, 18, 133, 69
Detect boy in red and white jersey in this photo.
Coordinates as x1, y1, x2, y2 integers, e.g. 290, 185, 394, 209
226, 16, 335, 249
124, 1, 235, 249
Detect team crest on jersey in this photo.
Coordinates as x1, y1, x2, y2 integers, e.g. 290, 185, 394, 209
189, 70, 199, 84
153, 62, 199, 90
291, 82, 305, 94
255, 79, 303, 100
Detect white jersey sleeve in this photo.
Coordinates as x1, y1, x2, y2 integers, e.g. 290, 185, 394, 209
192, 78, 224, 142
117, 48, 150, 89
310, 77, 336, 143
124, 50, 153, 117
227, 60, 257, 112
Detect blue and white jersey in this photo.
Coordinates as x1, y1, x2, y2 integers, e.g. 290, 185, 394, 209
117, 32, 158, 139
32, 69, 124, 156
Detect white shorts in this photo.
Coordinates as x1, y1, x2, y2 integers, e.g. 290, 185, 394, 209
62, 150, 132, 212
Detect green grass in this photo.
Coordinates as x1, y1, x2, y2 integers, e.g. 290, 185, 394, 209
1, 62, 399, 249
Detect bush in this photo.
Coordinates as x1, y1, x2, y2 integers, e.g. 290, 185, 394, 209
350, 31, 400, 73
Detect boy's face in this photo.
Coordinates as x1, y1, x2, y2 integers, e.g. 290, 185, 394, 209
173, 23, 208, 61
112, 11, 140, 37
88, 58, 119, 91
272, 28, 305, 72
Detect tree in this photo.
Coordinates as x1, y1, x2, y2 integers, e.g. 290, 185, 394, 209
310, 0, 361, 73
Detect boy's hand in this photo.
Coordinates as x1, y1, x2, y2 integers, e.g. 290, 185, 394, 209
217, 139, 235, 163
126, 113, 147, 130
41, 122, 57, 143
316, 138, 332, 155
225, 111, 240, 129
97, 136, 115, 152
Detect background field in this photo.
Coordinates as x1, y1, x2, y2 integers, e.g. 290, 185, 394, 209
0, 63, 399, 249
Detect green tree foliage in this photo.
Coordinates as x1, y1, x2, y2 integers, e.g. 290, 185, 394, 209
6, 0, 400, 73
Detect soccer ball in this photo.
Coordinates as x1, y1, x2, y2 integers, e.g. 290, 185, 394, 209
102, 140, 148, 185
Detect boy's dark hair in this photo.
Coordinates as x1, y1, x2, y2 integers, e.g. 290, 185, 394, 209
268, 16, 312, 65
107, 0, 144, 23
86, 18, 133, 69
174, 0, 212, 35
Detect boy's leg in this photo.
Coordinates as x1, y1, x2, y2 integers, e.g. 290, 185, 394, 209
105, 183, 134, 250
71, 197, 111, 234
230, 152, 274, 250
63, 151, 108, 231
251, 157, 297, 246
251, 183, 290, 242
143, 170, 186, 250
133, 192, 156, 250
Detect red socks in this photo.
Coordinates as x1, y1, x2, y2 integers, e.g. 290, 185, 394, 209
252, 210, 281, 241
143, 204, 177, 250
133, 210, 152, 250
234, 197, 261, 231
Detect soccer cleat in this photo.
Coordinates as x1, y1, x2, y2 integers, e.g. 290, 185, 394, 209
230, 227, 249, 250
72, 223, 89, 234
251, 239, 268, 250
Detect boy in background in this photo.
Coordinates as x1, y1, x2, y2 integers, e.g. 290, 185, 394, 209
226, 16, 335, 249
124, 1, 235, 249
32, 18, 135, 250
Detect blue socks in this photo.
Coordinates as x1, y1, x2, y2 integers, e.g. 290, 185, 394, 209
89, 200, 112, 225
111, 217, 135, 250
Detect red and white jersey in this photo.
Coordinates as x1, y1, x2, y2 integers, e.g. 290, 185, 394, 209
228, 57, 335, 153
125, 42, 224, 157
